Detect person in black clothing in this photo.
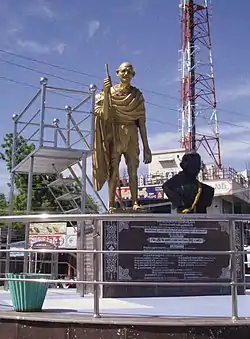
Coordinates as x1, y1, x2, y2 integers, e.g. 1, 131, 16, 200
162, 151, 214, 213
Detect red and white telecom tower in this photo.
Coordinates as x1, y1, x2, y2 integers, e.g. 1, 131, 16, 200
179, 0, 222, 167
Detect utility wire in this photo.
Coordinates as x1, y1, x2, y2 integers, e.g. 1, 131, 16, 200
0, 57, 89, 88
0, 49, 181, 100
200, 115, 250, 133
0, 49, 101, 79
2, 73, 250, 134
0, 50, 248, 120
0, 58, 180, 112
1, 62, 250, 138
218, 107, 250, 120
0, 75, 85, 103
0, 76, 38, 89
1, 74, 250, 134
0, 75, 177, 128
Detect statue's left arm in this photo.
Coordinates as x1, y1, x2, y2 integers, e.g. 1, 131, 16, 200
137, 92, 152, 164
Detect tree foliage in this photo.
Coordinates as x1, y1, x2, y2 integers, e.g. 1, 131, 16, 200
0, 193, 7, 215
0, 193, 7, 227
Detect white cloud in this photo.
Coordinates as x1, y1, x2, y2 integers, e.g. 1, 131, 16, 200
87, 20, 100, 39
218, 82, 250, 102
17, 39, 50, 54
130, 0, 151, 15
27, 0, 55, 19
194, 121, 250, 139
157, 71, 180, 88
132, 49, 142, 55
219, 121, 250, 137
7, 28, 20, 35
16, 39, 66, 55
148, 122, 250, 167
103, 27, 111, 37
148, 131, 179, 150
220, 139, 250, 161
53, 43, 66, 55
40, 4, 54, 18
132, 49, 141, 56
120, 44, 141, 56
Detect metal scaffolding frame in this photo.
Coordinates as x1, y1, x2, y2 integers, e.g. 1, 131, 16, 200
5, 77, 107, 296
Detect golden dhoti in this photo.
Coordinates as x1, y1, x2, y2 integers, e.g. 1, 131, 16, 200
93, 86, 145, 192
111, 123, 139, 170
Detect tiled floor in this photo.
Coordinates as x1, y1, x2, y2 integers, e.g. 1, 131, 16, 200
0, 288, 249, 318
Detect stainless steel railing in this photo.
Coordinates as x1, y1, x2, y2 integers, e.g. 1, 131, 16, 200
1, 213, 250, 320
0, 212, 249, 222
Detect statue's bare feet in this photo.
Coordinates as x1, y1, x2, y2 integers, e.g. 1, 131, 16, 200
132, 202, 141, 211
108, 207, 116, 213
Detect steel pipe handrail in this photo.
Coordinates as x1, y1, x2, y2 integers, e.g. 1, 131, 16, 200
2, 213, 248, 321
17, 121, 90, 133
0, 277, 247, 287
46, 86, 90, 95
1, 213, 250, 223
1, 249, 247, 255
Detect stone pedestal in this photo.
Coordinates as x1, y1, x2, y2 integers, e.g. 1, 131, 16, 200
102, 219, 245, 298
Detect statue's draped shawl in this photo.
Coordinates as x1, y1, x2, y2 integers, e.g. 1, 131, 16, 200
92, 86, 145, 192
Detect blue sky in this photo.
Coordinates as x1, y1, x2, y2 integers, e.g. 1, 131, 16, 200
0, 0, 250, 198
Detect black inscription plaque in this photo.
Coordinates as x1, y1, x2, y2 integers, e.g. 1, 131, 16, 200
102, 219, 244, 298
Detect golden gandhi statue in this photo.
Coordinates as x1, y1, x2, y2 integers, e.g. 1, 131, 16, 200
93, 62, 152, 213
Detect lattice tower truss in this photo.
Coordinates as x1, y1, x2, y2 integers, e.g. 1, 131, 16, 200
179, 0, 222, 167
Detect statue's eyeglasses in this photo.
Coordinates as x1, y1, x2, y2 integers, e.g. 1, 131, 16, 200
120, 68, 133, 75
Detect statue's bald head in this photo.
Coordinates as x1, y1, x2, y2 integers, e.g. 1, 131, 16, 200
116, 62, 135, 78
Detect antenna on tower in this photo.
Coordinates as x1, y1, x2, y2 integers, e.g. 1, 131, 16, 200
179, 0, 222, 167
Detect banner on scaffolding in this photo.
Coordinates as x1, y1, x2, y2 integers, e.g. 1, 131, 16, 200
29, 222, 67, 236
116, 185, 165, 201
29, 235, 65, 249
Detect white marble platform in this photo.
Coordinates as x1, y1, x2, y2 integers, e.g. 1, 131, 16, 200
0, 289, 249, 318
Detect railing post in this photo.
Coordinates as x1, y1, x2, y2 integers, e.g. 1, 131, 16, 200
52, 118, 59, 147
230, 219, 238, 321
5, 114, 18, 290
39, 77, 48, 147
24, 155, 34, 273
65, 105, 71, 147
77, 152, 87, 297
93, 219, 100, 318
